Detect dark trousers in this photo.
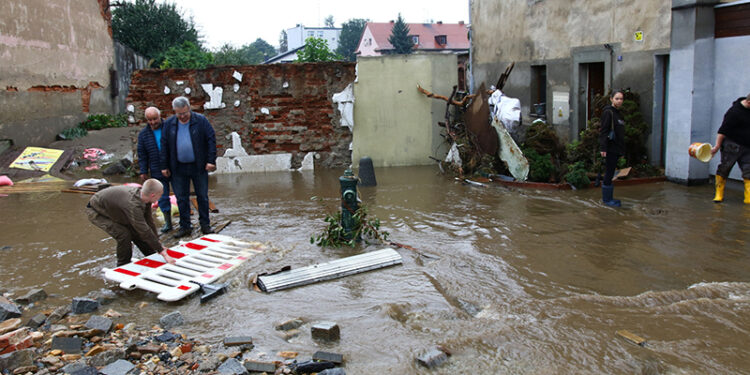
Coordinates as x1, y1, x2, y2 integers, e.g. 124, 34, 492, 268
172, 162, 210, 230
86, 207, 156, 266
716, 139, 750, 179
156, 176, 172, 214
603, 152, 620, 186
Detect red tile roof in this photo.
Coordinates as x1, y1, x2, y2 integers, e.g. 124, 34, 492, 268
361, 22, 469, 53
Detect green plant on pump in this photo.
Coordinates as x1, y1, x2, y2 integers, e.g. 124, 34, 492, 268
311, 204, 390, 248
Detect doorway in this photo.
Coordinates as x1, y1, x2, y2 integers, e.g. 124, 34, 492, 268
577, 62, 605, 133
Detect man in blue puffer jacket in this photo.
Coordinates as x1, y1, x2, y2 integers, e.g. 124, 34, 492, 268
137, 106, 173, 233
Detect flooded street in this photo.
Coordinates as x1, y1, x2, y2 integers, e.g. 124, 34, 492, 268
2, 166, 750, 373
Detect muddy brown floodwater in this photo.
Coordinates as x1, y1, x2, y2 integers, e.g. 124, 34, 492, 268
1, 166, 750, 373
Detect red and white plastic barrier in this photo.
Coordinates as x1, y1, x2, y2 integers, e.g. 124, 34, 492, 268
102, 234, 266, 301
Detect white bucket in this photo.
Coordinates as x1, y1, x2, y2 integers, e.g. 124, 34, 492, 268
688, 142, 712, 163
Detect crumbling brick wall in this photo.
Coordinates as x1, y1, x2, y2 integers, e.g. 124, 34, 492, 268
126, 63, 356, 168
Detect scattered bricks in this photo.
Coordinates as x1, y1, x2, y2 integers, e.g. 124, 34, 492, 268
51, 336, 83, 354
128, 352, 141, 360
13, 365, 37, 374
0, 297, 22, 322
84, 315, 112, 333
416, 347, 448, 368
49, 350, 63, 356
278, 329, 300, 341
0, 348, 34, 371
26, 313, 47, 328
0, 335, 33, 355
223, 336, 253, 347
244, 360, 276, 373
311, 321, 340, 341
136, 344, 161, 354
71, 298, 100, 314
319, 369, 346, 375
85, 345, 105, 357
158, 311, 183, 330
180, 343, 192, 353
217, 357, 248, 375
0, 318, 21, 335
113, 323, 124, 331
99, 359, 135, 375
277, 351, 297, 359
313, 351, 344, 364
0, 327, 30, 349
88, 348, 126, 367
45, 304, 71, 325
274, 318, 303, 331
62, 354, 82, 361
14, 288, 47, 305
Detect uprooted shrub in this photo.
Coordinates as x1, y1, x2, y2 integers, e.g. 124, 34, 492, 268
57, 114, 129, 140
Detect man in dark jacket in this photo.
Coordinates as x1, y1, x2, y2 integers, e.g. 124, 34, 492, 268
160, 96, 217, 238
137, 107, 172, 232
86, 179, 176, 266
710, 93, 750, 204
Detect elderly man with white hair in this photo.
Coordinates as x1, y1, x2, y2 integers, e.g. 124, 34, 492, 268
160, 96, 217, 238
137, 106, 173, 233
86, 179, 176, 266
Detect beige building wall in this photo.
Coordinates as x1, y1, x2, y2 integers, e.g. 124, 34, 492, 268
0, 0, 115, 147
353, 54, 456, 167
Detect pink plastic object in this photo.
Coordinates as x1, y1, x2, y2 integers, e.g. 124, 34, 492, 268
0, 175, 13, 186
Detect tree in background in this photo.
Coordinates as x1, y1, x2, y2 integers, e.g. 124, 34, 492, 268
279, 30, 288, 53
160, 41, 213, 69
212, 38, 277, 65
336, 18, 368, 62
296, 37, 341, 62
324, 15, 335, 28
388, 14, 413, 54
112, 0, 200, 66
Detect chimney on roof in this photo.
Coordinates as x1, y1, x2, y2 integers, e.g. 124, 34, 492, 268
459, 21, 464, 25
390, 20, 394, 23
437, 21, 442, 25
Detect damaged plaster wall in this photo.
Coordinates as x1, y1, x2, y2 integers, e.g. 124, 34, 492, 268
470, 0, 671, 154
126, 63, 355, 168
353, 54, 455, 167
0, 0, 115, 147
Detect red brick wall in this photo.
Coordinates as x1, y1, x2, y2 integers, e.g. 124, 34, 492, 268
126, 62, 356, 168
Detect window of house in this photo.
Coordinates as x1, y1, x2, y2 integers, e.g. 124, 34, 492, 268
435, 35, 447, 45
317, 31, 324, 38
530, 65, 547, 117
410, 35, 419, 44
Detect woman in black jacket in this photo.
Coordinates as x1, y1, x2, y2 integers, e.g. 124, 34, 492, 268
599, 90, 626, 207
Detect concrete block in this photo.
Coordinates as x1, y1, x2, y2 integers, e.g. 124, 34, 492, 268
0, 297, 21, 322
84, 315, 112, 333
416, 347, 448, 368
14, 288, 47, 305
217, 357, 248, 374
223, 336, 253, 346
99, 359, 135, 375
313, 351, 344, 364
243, 360, 276, 373
26, 314, 46, 328
311, 321, 340, 341
274, 318, 303, 331
51, 336, 83, 354
159, 311, 183, 329
71, 298, 100, 314
215, 153, 292, 174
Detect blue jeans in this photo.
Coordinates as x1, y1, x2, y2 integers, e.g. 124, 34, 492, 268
156, 176, 171, 214
172, 162, 210, 229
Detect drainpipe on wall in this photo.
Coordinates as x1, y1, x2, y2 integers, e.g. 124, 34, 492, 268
604, 43, 614, 91
467, 0, 474, 94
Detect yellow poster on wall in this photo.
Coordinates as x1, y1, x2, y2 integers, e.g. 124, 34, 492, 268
10, 147, 64, 172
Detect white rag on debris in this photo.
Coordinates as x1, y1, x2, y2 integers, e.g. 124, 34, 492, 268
488, 90, 522, 135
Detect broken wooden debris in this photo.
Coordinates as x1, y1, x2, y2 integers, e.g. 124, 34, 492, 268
616, 330, 646, 346
255, 248, 402, 293
190, 197, 219, 213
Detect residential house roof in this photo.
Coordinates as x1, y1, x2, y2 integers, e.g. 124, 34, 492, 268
357, 21, 469, 56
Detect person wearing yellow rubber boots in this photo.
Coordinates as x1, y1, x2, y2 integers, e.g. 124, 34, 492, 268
710, 93, 750, 204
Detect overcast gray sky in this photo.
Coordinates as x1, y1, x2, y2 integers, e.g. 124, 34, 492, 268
171, 0, 470, 50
